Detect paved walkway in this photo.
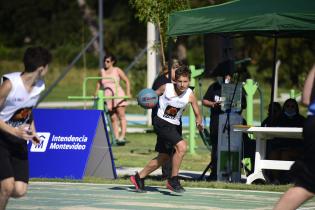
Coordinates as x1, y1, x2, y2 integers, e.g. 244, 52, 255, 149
7, 182, 303, 210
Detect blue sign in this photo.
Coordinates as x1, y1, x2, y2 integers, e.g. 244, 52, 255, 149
28, 109, 116, 179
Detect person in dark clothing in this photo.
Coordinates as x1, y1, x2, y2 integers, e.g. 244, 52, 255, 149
279, 98, 305, 128
270, 99, 305, 160
151, 60, 180, 179
202, 76, 226, 180
268, 99, 306, 184
262, 102, 282, 162
278, 98, 306, 157
202, 73, 247, 181
241, 118, 256, 176
261, 102, 282, 183
261, 102, 282, 127
274, 65, 315, 210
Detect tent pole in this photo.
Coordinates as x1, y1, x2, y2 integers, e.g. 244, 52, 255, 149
270, 36, 278, 119
271, 36, 278, 103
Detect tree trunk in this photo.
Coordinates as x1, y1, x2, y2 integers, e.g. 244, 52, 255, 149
77, 0, 99, 55
157, 21, 165, 66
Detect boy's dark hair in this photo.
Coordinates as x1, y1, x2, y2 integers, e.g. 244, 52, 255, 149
103, 53, 117, 65
23, 47, 52, 72
175, 65, 191, 80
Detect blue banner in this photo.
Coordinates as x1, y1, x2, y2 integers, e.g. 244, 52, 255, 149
28, 109, 115, 179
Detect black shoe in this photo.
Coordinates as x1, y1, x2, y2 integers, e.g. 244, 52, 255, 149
166, 176, 185, 193
130, 172, 146, 192
206, 173, 217, 181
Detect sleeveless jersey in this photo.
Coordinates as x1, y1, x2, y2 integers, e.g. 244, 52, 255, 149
0, 72, 45, 127
157, 83, 192, 125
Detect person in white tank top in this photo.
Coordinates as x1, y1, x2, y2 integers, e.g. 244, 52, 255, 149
130, 66, 203, 193
0, 46, 52, 210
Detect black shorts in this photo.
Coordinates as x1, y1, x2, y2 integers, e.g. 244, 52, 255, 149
290, 115, 315, 193
153, 116, 183, 155
0, 133, 29, 184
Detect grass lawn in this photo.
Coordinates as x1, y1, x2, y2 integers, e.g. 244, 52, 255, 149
112, 132, 211, 171
101, 129, 291, 192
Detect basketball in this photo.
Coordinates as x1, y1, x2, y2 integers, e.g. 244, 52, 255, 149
137, 88, 158, 109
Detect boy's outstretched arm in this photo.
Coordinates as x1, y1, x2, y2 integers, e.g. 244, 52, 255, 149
155, 84, 166, 96
189, 93, 203, 131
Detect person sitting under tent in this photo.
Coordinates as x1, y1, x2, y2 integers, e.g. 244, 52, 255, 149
262, 102, 283, 161
269, 98, 305, 184
261, 102, 282, 127
261, 102, 282, 183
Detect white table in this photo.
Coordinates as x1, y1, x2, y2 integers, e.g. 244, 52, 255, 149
234, 126, 303, 184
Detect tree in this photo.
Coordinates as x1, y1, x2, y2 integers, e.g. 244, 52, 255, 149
0, 0, 83, 48
129, 0, 189, 66
77, 0, 100, 55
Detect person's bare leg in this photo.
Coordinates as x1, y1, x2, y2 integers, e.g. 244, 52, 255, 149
171, 140, 187, 177
116, 106, 127, 140
0, 178, 14, 210
110, 112, 119, 139
138, 153, 169, 179
11, 181, 27, 198
274, 186, 314, 210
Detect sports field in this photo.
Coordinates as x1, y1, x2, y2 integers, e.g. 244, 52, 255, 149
7, 182, 315, 210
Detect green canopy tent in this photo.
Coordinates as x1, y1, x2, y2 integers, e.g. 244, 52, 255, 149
168, 0, 315, 36
167, 0, 315, 180
167, 0, 315, 103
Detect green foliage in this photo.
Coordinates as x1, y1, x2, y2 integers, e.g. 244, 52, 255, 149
0, 0, 147, 70
0, 1, 83, 47
186, 36, 205, 65
0, 0, 314, 97
127, 65, 147, 94
101, 1, 147, 59
234, 36, 315, 90
129, 0, 190, 59
277, 38, 314, 89
129, 0, 189, 24
0, 45, 25, 61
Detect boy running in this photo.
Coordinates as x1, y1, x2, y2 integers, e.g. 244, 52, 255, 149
130, 66, 203, 193
0, 46, 52, 210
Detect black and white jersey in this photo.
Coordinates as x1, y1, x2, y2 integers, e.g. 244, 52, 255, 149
0, 72, 45, 127
157, 83, 192, 125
